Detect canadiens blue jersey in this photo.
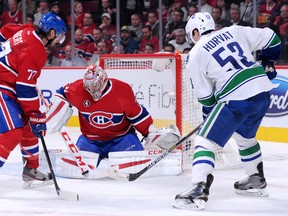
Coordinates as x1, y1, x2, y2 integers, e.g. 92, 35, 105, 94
57, 78, 153, 141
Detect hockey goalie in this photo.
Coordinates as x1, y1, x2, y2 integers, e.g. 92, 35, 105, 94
43, 64, 182, 179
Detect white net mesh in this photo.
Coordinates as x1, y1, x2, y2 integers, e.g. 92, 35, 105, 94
100, 53, 241, 172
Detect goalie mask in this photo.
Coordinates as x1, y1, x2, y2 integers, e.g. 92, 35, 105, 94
83, 65, 108, 101
185, 12, 215, 44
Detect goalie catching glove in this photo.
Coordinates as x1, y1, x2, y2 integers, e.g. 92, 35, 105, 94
46, 94, 73, 133
145, 124, 181, 150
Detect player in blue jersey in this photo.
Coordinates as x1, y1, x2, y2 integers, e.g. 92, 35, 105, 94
173, 12, 281, 210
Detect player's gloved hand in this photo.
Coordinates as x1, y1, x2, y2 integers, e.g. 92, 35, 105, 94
29, 112, 47, 138
258, 56, 277, 80
265, 64, 277, 80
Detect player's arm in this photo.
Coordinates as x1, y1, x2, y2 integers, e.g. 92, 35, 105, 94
245, 26, 282, 80
0, 23, 33, 42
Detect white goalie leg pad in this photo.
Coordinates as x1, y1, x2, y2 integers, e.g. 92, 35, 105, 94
109, 149, 183, 178
46, 94, 73, 133
40, 149, 110, 179
145, 124, 181, 150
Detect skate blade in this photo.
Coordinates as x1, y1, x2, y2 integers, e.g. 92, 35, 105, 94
235, 188, 269, 197
23, 179, 53, 189
173, 198, 206, 210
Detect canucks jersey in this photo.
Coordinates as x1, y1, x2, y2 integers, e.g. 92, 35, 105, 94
57, 78, 153, 141
0, 24, 47, 116
187, 26, 281, 107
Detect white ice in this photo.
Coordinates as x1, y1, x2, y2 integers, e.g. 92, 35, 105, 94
1, 127, 287, 216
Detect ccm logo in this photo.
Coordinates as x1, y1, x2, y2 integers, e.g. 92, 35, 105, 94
148, 150, 163, 155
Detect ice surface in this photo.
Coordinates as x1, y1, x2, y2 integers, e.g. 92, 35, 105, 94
1, 127, 287, 216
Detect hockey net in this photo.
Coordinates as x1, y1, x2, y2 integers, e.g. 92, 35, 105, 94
99, 53, 241, 172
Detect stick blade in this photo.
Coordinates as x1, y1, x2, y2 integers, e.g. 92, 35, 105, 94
58, 190, 79, 201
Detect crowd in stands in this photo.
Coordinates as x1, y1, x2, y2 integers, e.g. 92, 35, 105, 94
0, 0, 287, 66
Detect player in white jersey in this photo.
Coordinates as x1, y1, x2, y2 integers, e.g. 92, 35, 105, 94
173, 12, 281, 210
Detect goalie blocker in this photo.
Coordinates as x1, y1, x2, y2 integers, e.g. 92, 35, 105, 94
40, 149, 182, 179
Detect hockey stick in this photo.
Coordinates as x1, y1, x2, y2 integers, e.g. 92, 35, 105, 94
128, 124, 202, 181
39, 133, 79, 201
37, 88, 90, 176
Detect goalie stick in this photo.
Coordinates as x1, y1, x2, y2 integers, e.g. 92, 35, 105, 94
40, 133, 79, 201
127, 124, 202, 181
37, 88, 90, 176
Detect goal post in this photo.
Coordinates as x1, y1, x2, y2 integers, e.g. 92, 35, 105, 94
99, 53, 240, 171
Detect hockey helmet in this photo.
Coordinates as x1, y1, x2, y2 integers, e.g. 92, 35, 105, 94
39, 12, 67, 44
185, 12, 215, 44
83, 65, 108, 101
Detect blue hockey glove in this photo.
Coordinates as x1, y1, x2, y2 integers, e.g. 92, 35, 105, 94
265, 64, 277, 80
29, 112, 47, 138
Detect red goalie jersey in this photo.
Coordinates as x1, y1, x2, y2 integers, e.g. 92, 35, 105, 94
0, 24, 47, 116
56, 78, 153, 141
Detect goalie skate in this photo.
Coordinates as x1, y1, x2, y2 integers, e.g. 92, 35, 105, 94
173, 174, 214, 210
22, 166, 53, 189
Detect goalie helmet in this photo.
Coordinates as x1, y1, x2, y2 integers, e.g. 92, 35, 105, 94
185, 12, 215, 44
39, 12, 67, 44
83, 65, 108, 101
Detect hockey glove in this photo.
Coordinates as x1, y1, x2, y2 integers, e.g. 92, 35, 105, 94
264, 64, 277, 80
29, 112, 47, 138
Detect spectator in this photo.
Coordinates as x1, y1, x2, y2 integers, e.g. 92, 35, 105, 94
173, 0, 188, 21
164, 8, 186, 44
80, 12, 97, 43
49, 1, 67, 24
25, 13, 34, 24
0, 0, 23, 26
18, 0, 37, 16
274, 4, 288, 42
274, 3, 288, 62
212, 6, 231, 30
67, 1, 84, 29
200, 0, 213, 14
158, 0, 170, 26
112, 44, 125, 54
143, 43, 155, 54
186, 4, 199, 22
119, 0, 145, 26
230, 7, 250, 26
183, 47, 192, 54
240, 0, 254, 26
216, 0, 230, 22
258, 0, 279, 27
99, 13, 116, 41
89, 41, 109, 64
145, 11, 163, 38
94, 0, 116, 25
120, 25, 139, 54
168, 29, 191, 53
140, 25, 160, 52
163, 43, 175, 53
33, 0, 49, 27
128, 13, 143, 43
60, 44, 88, 66
60, 29, 89, 61
86, 28, 113, 61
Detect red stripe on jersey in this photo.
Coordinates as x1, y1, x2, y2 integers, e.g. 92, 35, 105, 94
0, 93, 14, 130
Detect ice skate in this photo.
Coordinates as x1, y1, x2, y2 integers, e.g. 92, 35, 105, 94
22, 166, 53, 189
173, 174, 214, 210
234, 162, 268, 197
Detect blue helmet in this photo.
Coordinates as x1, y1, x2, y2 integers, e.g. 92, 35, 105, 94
39, 12, 66, 38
